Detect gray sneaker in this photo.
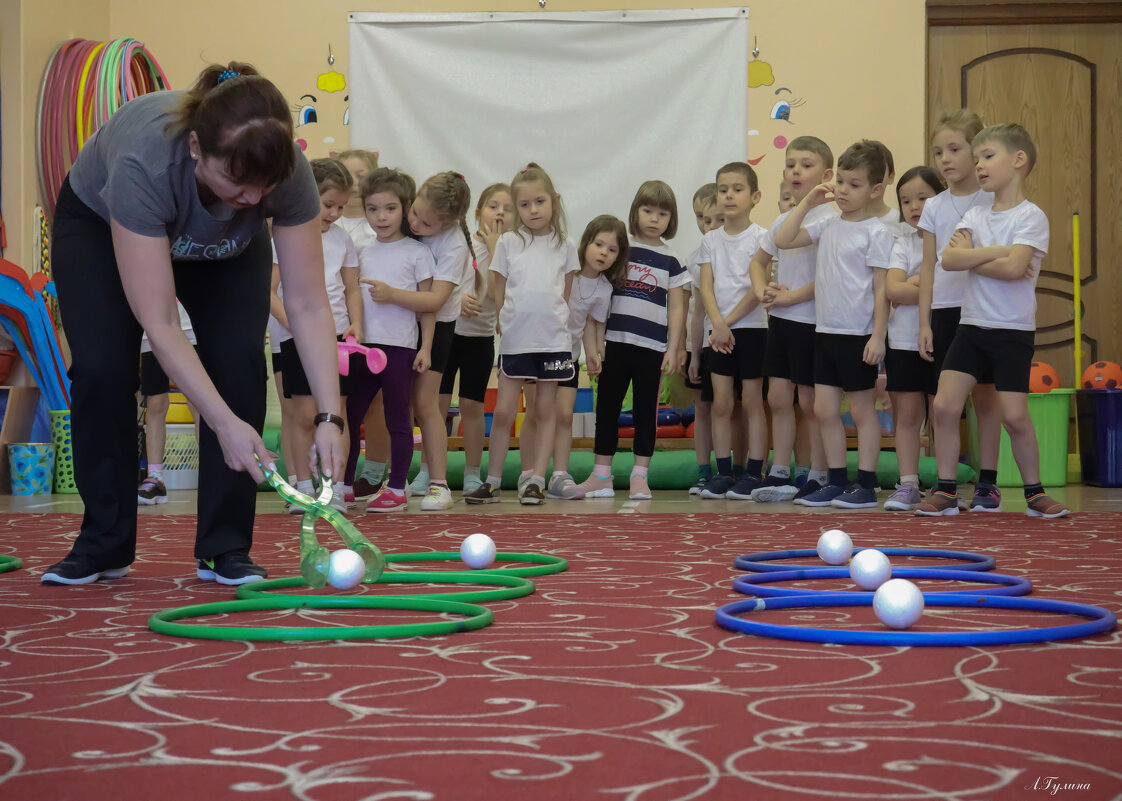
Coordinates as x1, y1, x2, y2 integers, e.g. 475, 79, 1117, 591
883, 484, 923, 511
462, 474, 484, 495
547, 472, 584, 499
407, 471, 430, 497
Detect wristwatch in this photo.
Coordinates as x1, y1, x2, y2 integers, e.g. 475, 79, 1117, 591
313, 412, 345, 432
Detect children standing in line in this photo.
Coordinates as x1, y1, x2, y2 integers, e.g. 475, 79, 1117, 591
574, 180, 689, 500
749, 137, 835, 503
548, 215, 629, 499
344, 167, 436, 513
371, 172, 474, 511
882, 166, 943, 510
776, 140, 894, 509
438, 183, 512, 495
697, 163, 770, 500
917, 109, 1005, 512
465, 163, 579, 505
917, 124, 1068, 518
269, 158, 360, 513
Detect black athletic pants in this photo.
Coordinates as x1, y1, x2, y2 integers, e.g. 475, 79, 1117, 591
52, 176, 271, 566
594, 340, 663, 459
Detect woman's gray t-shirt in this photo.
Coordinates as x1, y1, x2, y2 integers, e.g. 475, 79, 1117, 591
68, 90, 320, 261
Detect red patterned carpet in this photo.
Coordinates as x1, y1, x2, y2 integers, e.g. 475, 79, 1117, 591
1, 511, 1121, 801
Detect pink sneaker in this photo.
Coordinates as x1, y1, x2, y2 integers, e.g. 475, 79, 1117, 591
366, 487, 407, 513
574, 472, 615, 498
629, 473, 652, 500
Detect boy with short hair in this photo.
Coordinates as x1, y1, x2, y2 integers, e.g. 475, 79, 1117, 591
697, 162, 769, 500
917, 123, 1068, 518
749, 136, 835, 502
776, 140, 894, 508
685, 184, 721, 493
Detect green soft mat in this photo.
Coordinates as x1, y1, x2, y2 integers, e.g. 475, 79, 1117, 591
260, 429, 975, 491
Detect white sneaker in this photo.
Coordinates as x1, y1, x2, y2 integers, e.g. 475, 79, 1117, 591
328, 483, 348, 515
420, 483, 452, 511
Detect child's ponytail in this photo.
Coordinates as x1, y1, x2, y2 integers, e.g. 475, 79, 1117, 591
418, 171, 476, 290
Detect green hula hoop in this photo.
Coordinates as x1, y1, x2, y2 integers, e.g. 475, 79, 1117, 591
148, 595, 493, 642
235, 570, 536, 604
0, 555, 22, 574
385, 552, 568, 578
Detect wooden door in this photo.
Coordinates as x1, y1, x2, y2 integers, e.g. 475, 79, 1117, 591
928, 21, 1122, 387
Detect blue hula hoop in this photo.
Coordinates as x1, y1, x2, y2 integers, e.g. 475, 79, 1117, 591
715, 593, 1116, 646
732, 568, 1032, 598
734, 548, 996, 573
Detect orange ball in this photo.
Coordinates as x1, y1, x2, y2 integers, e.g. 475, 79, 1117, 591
1082, 360, 1122, 390
1029, 361, 1060, 393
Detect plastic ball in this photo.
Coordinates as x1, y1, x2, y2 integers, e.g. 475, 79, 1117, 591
1029, 361, 1060, 393
873, 578, 925, 630
816, 529, 854, 565
849, 548, 892, 591
327, 548, 366, 590
460, 533, 497, 570
1082, 360, 1122, 390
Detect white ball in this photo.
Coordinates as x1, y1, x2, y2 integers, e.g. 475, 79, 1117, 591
816, 529, 854, 565
849, 548, 892, 591
327, 548, 366, 590
873, 578, 925, 630
460, 533, 497, 570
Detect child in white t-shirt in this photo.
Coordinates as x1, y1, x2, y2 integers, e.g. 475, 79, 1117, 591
344, 167, 436, 513
438, 183, 512, 496
268, 158, 361, 513
465, 163, 580, 505
336, 149, 379, 251
547, 215, 629, 499
697, 162, 769, 501
919, 123, 1068, 519
917, 109, 1004, 512
882, 166, 943, 511
776, 140, 894, 510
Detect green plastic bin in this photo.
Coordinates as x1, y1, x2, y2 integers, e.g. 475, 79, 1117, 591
995, 389, 1073, 487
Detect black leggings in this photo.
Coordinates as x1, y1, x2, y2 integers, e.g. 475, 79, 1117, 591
52, 176, 271, 566
594, 340, 663, 459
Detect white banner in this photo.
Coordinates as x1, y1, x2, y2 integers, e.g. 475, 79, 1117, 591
349, 9, 748, 259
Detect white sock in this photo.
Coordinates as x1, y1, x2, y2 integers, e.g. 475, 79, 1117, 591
464, 466, 481, 481
769, 464, 790, 479
147, 463, 163, 480
631, 466, 648, 478
900, 473, 920, 488
593, 464, 612, 479
486, 474, 503, 487
531, 474, 545, 486
296, 479, 314, 495
809, 469, 828, 485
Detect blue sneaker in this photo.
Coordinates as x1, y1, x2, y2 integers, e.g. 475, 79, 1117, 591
726, 474, 763, 500
793, 483, 845, 507
700, 474, 736, 499
830, 483, 878, 509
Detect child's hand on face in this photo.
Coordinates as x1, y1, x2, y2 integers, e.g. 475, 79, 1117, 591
461, 292, 482, 318
948, 230, 973, 250
361, 279, 394, 303
413, 348, 431, 373
806, 182, 836, 208
863, 335, 886, 366
480, 221, 502, 256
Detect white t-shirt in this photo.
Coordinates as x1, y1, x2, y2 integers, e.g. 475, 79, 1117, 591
490, 231, 579, 355
760, 204, 838, 325
337, 215, 376, 252
567, 273, 613, 360
887, 229, 924, 351
956, 200, 1048, 331
141, 299, 196, 353
699, 223, 768, 331
454, 236, 499, 338
806, 215, 895, 336
268, 226, 358, 343
918, 188, 993, 309
422, 226, 472, 323
684, 245, 703, 353
358, 237, 436, 349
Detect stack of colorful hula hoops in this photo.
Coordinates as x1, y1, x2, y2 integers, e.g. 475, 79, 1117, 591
37, 37, 170, 216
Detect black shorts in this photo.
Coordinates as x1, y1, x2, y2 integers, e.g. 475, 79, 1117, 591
763, 315, 816, 387
280, 337, 352, 399
706, 328, 767, 381
498, 352, 575, 382
942, 324, 1034, 393
885, 347, 935, 394
814, 332, 878, 392
439, 333, 495, 402
270, 347, 286, 375
931, 306, 961, 374
427, 320, 457, 375
684, 350, 704, 390
559, 368, 580, 389
139, 347, 198, 396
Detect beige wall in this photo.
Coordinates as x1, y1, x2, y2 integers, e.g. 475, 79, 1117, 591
1, 0, 925, 269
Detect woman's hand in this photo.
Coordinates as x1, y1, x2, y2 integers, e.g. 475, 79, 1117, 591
213, 416, 271, 484
311, 421, 346, 481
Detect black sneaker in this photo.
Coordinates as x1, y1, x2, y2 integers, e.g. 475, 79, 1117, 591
137, 475, 167, 505
792, 479, 823, 502
726, 474, 763, 500
519, 482, 545, 505
352, 475, 384, 501
793, 482, 845, 507
41, 556, 130, 585
464, 482, 501, 504
197, 551, 268, 585
700, 474, 736, 499
830, 482, 878, 508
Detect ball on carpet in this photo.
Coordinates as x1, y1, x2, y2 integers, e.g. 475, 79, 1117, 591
1082, 360, 1122, 390
460, 533, 497, 569
873, 578, 925, 629
1029, 361, 1060, 393
817, 529, 854, 565
849, 548, 892, 590
327, 548, 366, 590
